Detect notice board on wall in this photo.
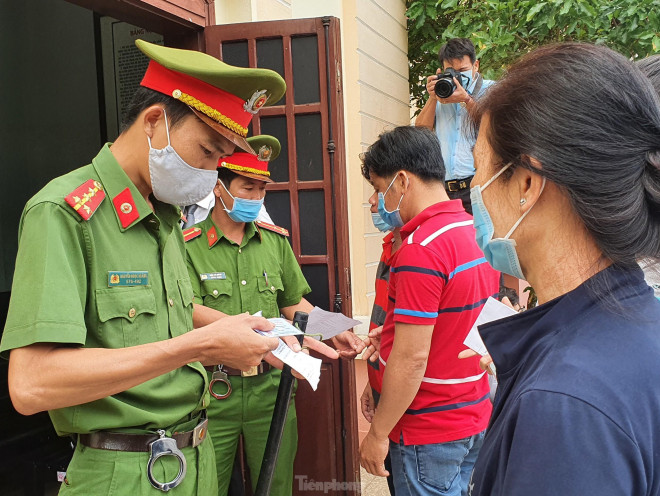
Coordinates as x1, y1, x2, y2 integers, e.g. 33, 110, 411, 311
100, 18, 163, 140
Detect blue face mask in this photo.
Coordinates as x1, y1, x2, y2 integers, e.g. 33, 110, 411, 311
218, 179, 264, 223
460, 69, 474, 90
371, 211, 393, 232
377, 175, 406, 229
470, 163, 545, 279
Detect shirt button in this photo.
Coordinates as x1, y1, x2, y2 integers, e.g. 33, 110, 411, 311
241, 280, 247, 286
212, 289, 219, 296
168, 298, 174, 307
128, 308, 136, 318
238, 248, 242, 254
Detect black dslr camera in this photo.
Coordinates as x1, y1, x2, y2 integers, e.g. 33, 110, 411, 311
434, 68, 465, 98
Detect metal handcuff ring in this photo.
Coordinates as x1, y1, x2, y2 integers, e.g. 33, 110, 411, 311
147, 429, 187, 492
209, 365, 232, 400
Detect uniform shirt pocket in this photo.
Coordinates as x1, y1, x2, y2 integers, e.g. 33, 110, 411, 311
256, 274, 284, 317
95, 286, 157, 347
201, 279, 233, 311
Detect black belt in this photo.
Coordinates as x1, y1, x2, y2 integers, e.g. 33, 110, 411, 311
445, 176, 473, 192
78, 418, 208, 452
203, 362, 271, 377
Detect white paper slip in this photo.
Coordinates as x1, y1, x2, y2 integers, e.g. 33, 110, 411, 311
271, 339, 322, 390
464, 297, 517, 374
306, 306, 363, 340
256, 317, 304, 337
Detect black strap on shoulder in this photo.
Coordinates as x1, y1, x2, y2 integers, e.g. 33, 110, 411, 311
471, 73, 484, 98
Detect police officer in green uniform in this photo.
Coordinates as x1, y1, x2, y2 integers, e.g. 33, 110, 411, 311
184, 136, 313, 495
0, 41, 297, 495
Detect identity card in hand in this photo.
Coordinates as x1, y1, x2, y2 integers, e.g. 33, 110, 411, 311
256, 317, 304, 338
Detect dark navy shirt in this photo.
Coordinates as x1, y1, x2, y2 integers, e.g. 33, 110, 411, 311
469, 265, 660, 496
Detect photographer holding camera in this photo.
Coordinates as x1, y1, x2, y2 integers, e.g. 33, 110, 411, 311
415, 38, 494, 214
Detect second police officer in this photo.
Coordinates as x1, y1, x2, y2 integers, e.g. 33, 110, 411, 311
184, 136, 313, 495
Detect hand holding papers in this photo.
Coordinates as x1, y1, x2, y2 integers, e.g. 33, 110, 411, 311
269, 339, 322, 390
251, 308, 361, 389
253, 313, 321, 390
463, 297, 518, 375
258, 317, 304, 338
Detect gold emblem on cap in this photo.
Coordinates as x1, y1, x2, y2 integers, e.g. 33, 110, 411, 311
257, 145, 273, 162
244, 90, 269, 115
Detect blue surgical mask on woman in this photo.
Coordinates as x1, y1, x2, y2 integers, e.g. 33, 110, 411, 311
371, 211, 393, 232
470, 163, 546, 279
218, 180, 264, 223
377, 174, 406, 229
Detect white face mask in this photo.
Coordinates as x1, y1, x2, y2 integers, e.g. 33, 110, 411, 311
147, 108, 218, 206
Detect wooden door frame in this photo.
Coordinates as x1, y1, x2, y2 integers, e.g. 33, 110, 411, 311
65, 0, 213, 48
205, 18, 359, 491
205, 18, 352, 318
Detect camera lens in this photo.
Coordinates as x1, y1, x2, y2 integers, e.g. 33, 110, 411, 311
435, 77, 456, 99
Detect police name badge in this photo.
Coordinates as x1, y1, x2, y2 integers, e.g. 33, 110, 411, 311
108, 271, 149, 287
200, 272, 226, 281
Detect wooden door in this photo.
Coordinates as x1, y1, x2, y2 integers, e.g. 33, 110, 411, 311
205, 18, 359, 495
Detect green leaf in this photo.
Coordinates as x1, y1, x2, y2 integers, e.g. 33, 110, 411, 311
560, 1, 573, 15
526, 2, 547, 21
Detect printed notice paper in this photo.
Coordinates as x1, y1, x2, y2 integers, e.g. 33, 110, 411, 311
252, 312, 321, 390
464, 297, 517, 374
270, 339, 322, 390
306, 306, 362, 340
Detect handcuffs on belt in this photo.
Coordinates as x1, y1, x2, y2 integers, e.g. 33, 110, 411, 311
209, 364, 232, 400
147, 416, 208, 492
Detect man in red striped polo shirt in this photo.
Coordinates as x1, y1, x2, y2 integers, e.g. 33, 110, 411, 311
359, 126, 499, 496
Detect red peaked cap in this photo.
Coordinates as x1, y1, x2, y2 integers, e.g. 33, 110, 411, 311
218, 135, 281, 183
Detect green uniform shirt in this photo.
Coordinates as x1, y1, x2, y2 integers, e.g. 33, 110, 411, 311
184, 211, 310, 319
0, 144, 208, 436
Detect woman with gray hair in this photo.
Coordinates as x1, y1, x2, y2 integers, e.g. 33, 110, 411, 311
466, 43, 660, 496
638, 54, 660, 302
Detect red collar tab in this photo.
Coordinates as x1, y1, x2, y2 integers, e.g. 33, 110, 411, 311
140, 61, 252, 137
112, 188, 140, 228
183, 226, 202, 242
65, 179, 106, 221
255, 221, 289, 237
207, 226, 219, 247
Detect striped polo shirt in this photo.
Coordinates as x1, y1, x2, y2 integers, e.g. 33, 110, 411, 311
367, 231, 395, 394
376, 200, 499, 445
